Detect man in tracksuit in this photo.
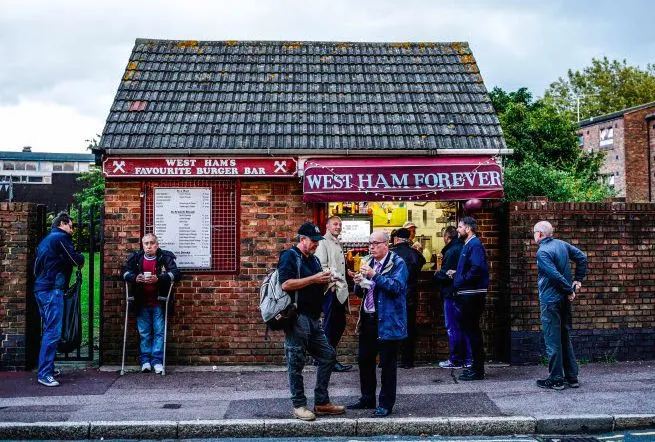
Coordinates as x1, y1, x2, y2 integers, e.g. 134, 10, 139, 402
533, 220, 587, 390
33, 212, 85, 387
451, 216, 489, 381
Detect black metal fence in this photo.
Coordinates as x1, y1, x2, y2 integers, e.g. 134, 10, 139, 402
37, 204, 104, 362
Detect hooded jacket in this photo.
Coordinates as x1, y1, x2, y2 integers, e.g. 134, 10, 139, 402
34, 227, 85, 292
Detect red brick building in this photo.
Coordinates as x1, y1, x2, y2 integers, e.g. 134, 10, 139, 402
577, 101, 655, 202
97, 38, 512, 366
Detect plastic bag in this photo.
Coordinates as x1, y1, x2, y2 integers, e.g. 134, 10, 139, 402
57, 268, 82, 353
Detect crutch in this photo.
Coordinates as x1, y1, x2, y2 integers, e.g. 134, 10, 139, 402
157, 282, 175, 376
120, 282, 134, 376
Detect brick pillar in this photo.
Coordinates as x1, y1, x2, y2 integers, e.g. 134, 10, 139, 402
0, 202, 43, 370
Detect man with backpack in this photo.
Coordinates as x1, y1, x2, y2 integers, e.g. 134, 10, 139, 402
33, 212, 84, 387
278, 222, 346, 421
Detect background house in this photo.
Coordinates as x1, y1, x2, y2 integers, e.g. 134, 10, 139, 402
577, 101, 655, 202
0, 146, 95, 210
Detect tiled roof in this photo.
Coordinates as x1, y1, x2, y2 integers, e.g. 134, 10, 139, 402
578, 100, 655, 128
0, 151, 95, 162
100, 39, 506, 153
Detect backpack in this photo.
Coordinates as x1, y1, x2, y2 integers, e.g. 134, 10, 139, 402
260, 249, 303, 332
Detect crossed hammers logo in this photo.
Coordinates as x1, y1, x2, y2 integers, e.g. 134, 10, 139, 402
112, 160, 126, 173
273, 160, 287, 173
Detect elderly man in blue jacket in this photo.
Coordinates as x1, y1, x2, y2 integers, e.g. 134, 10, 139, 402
33, 212, 85, 387
348, 230, 408, 418
450, 216, 489, 381
533, 220, 587, 390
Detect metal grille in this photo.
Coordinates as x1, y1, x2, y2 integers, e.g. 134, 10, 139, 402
144, 179, 240, 274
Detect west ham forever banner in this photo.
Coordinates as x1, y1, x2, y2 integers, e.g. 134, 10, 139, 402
302, 156, 503, 202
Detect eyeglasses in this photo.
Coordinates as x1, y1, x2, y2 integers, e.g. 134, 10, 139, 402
369, 241, 385, 246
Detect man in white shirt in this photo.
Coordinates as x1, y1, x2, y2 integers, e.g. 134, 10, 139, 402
315, 216, 352, 372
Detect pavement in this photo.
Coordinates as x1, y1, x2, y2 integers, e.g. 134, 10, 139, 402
1, 361, 654, 439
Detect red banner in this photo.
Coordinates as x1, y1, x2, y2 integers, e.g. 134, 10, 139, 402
103, 156, 297, 178
302, 156, 503, 202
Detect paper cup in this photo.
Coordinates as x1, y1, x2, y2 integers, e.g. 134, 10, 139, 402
144, 272, 152, 278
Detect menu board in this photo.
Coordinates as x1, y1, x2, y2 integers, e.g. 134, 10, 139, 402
154, 188, 211, 269
340, 218, 372, 244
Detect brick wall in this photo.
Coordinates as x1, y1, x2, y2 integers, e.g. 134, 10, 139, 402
507, 200, 655, 364
624, 106, 655, 202
102, 181, 511, 365
0, 203, 41, 370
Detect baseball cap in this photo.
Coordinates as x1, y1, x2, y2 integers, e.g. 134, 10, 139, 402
298, 222, 324, 241
403, 221, 416, 229
395, 228, 411, 239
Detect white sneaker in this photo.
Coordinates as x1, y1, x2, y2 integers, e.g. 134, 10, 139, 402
38, 375, 60, 387
154, 363, 164, 374
141, 362, 152, 373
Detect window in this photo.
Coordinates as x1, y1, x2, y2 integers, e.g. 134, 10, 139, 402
600, 127, 614, 149
607, 175, 615, 187
144, 180, 240, 274
53, 162, 75, 172
3, 162, 15, 170
577, 134, 584, 146
28, 176, 43, 183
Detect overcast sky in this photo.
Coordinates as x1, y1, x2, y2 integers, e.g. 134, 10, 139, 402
0, 0, 653, 153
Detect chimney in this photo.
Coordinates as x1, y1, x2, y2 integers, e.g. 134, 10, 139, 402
22, 146, 32, 152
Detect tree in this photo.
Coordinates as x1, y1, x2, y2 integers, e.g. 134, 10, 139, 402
490, 87, 613, 202
544, 57, 655, 122
71, 137, 104, 249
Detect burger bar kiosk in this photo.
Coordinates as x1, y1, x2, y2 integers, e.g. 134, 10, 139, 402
99, 39, 509, 365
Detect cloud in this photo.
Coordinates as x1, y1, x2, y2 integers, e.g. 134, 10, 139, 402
0, 99, 101, 153
0, 0, 652, 151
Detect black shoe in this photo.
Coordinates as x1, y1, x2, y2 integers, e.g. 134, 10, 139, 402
565, 378, 580, 388
458, 371, 485, 381
347, 399, 375, 410
536, 378, 565, 390
373, 407, 391, 417
334, 362, 353, 372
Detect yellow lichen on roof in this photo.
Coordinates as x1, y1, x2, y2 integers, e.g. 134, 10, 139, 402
126, 61, 138, 71
450, 42, 469, 55
320, 55, 333, 63
177, 40, 199, 49
335, 42, 352, 51
283, 42, 303, 50
391, 42, 412, 50
224, 40, 239, 46
123, 69, 135, 81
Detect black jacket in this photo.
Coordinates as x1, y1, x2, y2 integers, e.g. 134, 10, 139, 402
433, 237, 464, 299
392, 242, 426, 307
122, 248, 181, 313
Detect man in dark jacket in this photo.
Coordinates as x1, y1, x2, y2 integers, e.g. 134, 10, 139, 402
533, 220, 587, 390
33, 212, 85, 387
391, 228, 426, 369
348, 230, 408, 418
123, 233, 181, 375
433, 226, 470, 369
450, 217, 489, 381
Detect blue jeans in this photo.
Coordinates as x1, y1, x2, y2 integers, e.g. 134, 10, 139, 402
136, 305, 165, 365
35, 289, 64, 379
284, 313, 336, 408
443, 298, 471, 365
541, 299, 578, 382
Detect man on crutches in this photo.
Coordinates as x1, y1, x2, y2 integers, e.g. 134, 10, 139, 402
122, 233, 180, 375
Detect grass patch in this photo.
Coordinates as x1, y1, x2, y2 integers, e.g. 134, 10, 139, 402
80, 252, 101, 347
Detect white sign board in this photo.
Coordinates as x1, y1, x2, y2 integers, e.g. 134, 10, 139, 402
340, 218, 371, 243
154, 188, 212, 269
